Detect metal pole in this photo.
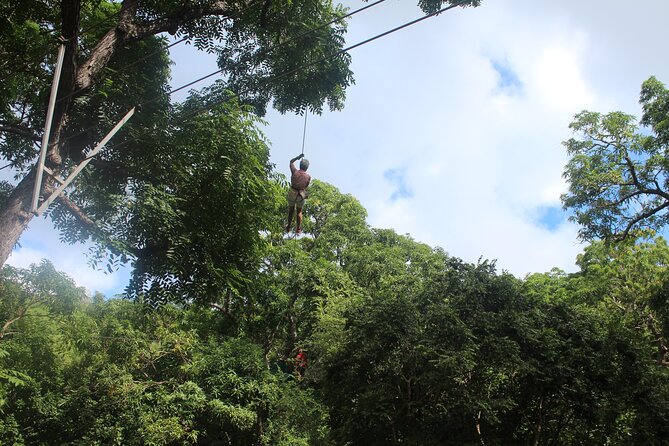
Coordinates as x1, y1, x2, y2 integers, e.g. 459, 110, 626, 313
32, 42, 66, 213
36, 107, 136, 216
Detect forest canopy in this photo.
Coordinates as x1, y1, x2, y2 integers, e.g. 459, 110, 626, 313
2, 182, 669, 445
2, 1, 669, 444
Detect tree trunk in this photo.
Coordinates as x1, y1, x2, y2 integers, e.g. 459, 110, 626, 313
0, 172, 37, 266
533, 396, 543, 446
0, 0, 81, 267
0, 0, 240, 267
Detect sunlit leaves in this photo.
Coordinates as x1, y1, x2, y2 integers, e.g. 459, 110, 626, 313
562, 78, 669, 240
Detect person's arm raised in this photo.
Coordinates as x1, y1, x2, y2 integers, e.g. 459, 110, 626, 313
289, 154, 304, 173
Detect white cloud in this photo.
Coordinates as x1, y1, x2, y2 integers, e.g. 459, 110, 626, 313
531, 45, 594, 112
7, 247, 45, 269
6, 218, 130, 296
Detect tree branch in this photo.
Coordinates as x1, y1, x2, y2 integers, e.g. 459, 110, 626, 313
49, 192, 139, 258
607, 189, 646, 207
122, 1, 235, 39
210, 302, 229, 314
624, 152, 641, 187
0, 122, 41, 142
75, 0, 242, 92
643, 186, 669, 201
1, 307, 27, 339
53, 191, 99, 232
45, 0, 81, 167
619, 200, 669, 240
620, 152, 669, 201
43, 178, 98, 234
259, 0, 272, 28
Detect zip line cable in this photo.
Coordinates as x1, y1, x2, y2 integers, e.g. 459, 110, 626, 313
50, 0, 473, 166
46, 0, 388, 152
163, 0, 388, 100
172, 0, 472, 125
344, 0, 471, 53
55, 0, 269, 107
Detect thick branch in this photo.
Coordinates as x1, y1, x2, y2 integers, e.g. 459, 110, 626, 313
52, 190, 99, 232
621, 153, 669, 201
49, 186, 141, 258
1, 307, 27, 339
122, 1, 235, 39
76, 0, 240, 91
641, 186, 669, 201
624, 153, 641, 187
75, 0, 139, 91
46, 0, 81, 166
42, 182, 100, 241
607, 189, 646, 208
0, 122, 40, 142
619, 200, 669, 240
604, 186, 669, 209
210, 302, 226, 313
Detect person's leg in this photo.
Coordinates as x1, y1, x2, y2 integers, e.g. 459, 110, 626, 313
286, 205, 294, 232
296, 205, 303, 234
286, 190, 297, 232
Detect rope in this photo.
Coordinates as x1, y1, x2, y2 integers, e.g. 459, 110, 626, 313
301, 112, 308, 155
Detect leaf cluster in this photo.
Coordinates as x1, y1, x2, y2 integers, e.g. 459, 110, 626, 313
562, 77, 669, 240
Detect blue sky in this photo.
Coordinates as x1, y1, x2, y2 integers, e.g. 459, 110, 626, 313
6, 0, 669, 294
491, 58, 522, 95
384, 167, 414, 202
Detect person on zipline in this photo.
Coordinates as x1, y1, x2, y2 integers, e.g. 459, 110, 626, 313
286, 153, 311, 234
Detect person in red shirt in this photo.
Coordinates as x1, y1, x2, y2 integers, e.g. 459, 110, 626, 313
286, 154, 311, 234
294, 348, 307, 378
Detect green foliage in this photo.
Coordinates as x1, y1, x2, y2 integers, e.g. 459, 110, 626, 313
53, 98, 283, 305
302, 180, 370, 264
321, 252, 669, 445
571, 236, 669, 363
0, 281, 331, 445
523, 268, 575, 302
1, 0, 356, 299
562, 77, 669, 240
4, 181, 669, 445
0, 181, 12, 210
0, 0, 57, 170
212, 0, 354, 115
419, 0, 482, 14
0, 260, 86, 337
